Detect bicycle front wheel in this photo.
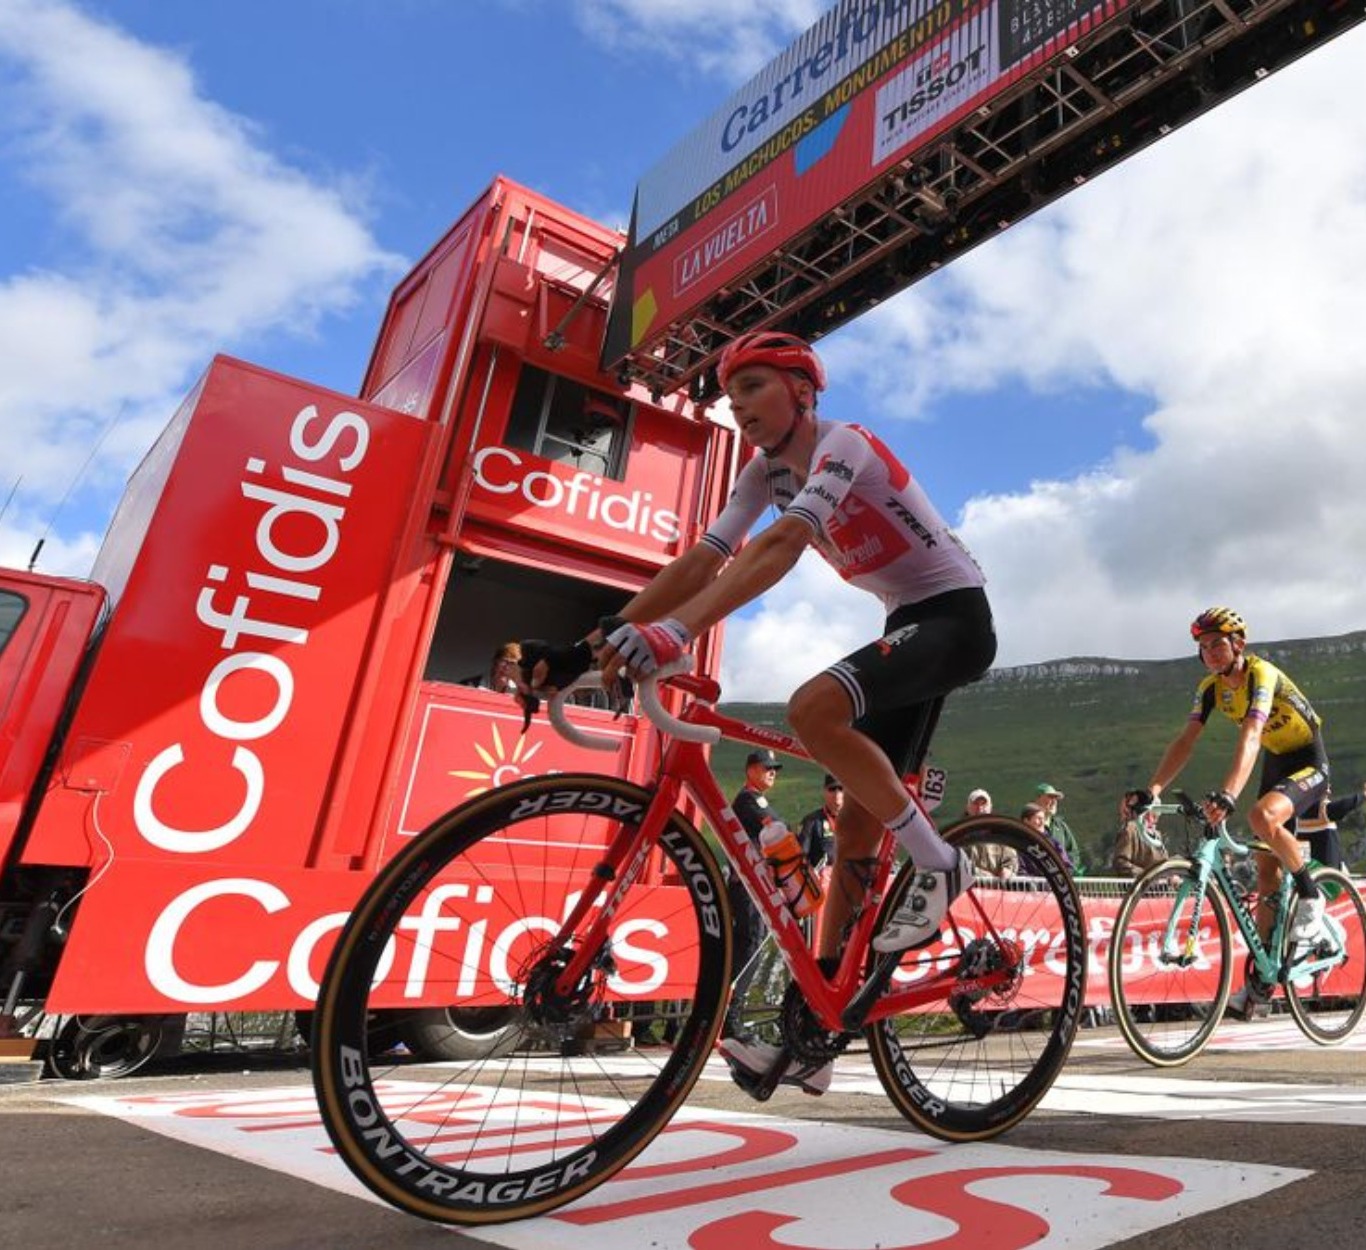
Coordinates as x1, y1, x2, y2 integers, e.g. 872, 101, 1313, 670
1284, 867, 1366, 1044
312, 773, 731, 1226
1108, 858, 1232, 1066
866, 816, 1087, 1141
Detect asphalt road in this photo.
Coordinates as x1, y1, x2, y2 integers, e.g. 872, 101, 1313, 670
2, 1023, 1365, 1250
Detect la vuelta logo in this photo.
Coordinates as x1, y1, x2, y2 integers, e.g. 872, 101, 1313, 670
472, 447, 682, 544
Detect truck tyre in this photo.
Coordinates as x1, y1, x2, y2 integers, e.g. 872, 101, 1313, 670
393, 1005, 523, 1061
46, 1014, 174, 1080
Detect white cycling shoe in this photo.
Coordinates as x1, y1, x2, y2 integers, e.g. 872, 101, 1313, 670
1289, 895, 1328, 949
872, 848, 973, 953
716, 1036, 833, 1097
1225, 982, 1270, 1021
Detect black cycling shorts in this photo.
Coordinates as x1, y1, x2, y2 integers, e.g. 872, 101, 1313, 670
823, 586, 996, 775
1258, 735, 1330, 821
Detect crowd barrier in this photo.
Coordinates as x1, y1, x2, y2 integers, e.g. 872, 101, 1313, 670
727, 871, 1366, 1027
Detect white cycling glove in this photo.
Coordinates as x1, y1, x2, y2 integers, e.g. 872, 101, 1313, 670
606, 618, 692, 677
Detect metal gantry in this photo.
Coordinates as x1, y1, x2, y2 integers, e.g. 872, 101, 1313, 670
618, 0, 1363, 401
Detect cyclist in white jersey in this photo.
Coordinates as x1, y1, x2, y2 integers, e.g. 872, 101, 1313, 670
530, 331, 997, 1095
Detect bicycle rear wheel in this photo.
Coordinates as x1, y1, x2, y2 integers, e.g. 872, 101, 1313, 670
1284, 867, 1366, 1044
866, 817, 1086, 1141
1108, 858, 1232, 1066
312, 773, 731, 1226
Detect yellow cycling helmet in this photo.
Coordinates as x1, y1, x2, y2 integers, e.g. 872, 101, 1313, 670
1190, 606, 1247, 640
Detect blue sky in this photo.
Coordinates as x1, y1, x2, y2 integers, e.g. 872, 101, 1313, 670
4, 0, 1366, 700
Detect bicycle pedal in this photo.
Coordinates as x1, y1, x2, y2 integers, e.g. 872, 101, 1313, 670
720, 1052, 779, 1101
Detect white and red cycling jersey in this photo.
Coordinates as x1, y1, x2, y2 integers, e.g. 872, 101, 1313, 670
701, 420, 984, 614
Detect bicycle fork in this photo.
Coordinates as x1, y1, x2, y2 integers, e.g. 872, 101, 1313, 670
549, 782, 681, 1000
1162, 867, 1212, 967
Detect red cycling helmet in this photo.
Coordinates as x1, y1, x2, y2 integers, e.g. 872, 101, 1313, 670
1190, 606, 1247, 640
717, 331, 827, 392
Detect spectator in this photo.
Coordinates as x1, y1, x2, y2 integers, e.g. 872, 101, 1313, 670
461, 641, 522, 693
961, 788, 1018, 879
723, 748, 786, 1041
798, 774, 842, 872
964, 787, 992, 818
1035, 783, 1085, 873
1111, 793, 1169, 877
1019, 802, 1071, 875
797, 774, 843, 943
1295, 783, 1366, 870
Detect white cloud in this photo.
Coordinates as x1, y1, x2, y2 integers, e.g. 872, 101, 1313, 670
790, 27, 1366, 669
707, 24, 1366, 689
0, 0, 404, 573
572, 0, 823, 81
718, 550, 881, 701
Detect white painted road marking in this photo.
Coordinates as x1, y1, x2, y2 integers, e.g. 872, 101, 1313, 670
1074, 1015, 1366, 1053
68, 1082, 1305, 1250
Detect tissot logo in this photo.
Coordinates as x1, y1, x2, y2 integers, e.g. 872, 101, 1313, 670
473, 447, 681, 544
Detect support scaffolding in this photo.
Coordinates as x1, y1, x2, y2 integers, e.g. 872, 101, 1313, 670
619, 0, 1365, 400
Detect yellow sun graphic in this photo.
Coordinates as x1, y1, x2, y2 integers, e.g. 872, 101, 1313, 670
448, 722, 545, 795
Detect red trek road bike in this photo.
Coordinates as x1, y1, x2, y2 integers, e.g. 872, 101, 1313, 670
312, 662, 1087, 1225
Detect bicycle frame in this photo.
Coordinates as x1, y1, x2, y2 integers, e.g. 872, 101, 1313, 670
1163, 819, 1340, 989
548, 675, 1013, 1035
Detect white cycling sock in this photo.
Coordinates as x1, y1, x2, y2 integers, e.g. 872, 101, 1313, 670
887, 802, 956, 871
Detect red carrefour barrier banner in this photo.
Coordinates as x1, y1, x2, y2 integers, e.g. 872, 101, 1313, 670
1095, 885, 1366, 1004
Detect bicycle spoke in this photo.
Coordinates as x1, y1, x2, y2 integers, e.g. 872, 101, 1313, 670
1108, 859, 1231, 1065
1284, 867, 1366, 1044
313, 774, 730, 1225
867, 816, 1085, 1141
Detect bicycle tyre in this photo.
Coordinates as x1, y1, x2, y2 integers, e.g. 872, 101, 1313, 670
1108, 857, 1232, 1067
1284, 867, 1366, 1044
312, 773, 731, 1226
866, 816, 1086, 1141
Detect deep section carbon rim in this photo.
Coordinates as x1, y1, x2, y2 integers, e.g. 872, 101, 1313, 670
312, 773, 730, 1225
866, 817, 1086, 1140
1284, 867, 1366, 1044
1108, 858, 1231, 1066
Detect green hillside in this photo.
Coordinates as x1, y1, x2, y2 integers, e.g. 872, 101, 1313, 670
714, 631, 1366, 872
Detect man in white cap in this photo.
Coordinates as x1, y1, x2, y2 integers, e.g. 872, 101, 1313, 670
961, 788, 1018, 878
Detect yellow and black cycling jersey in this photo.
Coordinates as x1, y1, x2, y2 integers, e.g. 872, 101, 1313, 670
1188, 652, 1321, 755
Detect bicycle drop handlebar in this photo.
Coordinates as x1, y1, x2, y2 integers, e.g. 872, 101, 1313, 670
1154, 788, 1253, 859
547, 658, 722, 751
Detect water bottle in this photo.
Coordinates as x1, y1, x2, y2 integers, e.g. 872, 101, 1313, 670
760, 819, 824, 918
